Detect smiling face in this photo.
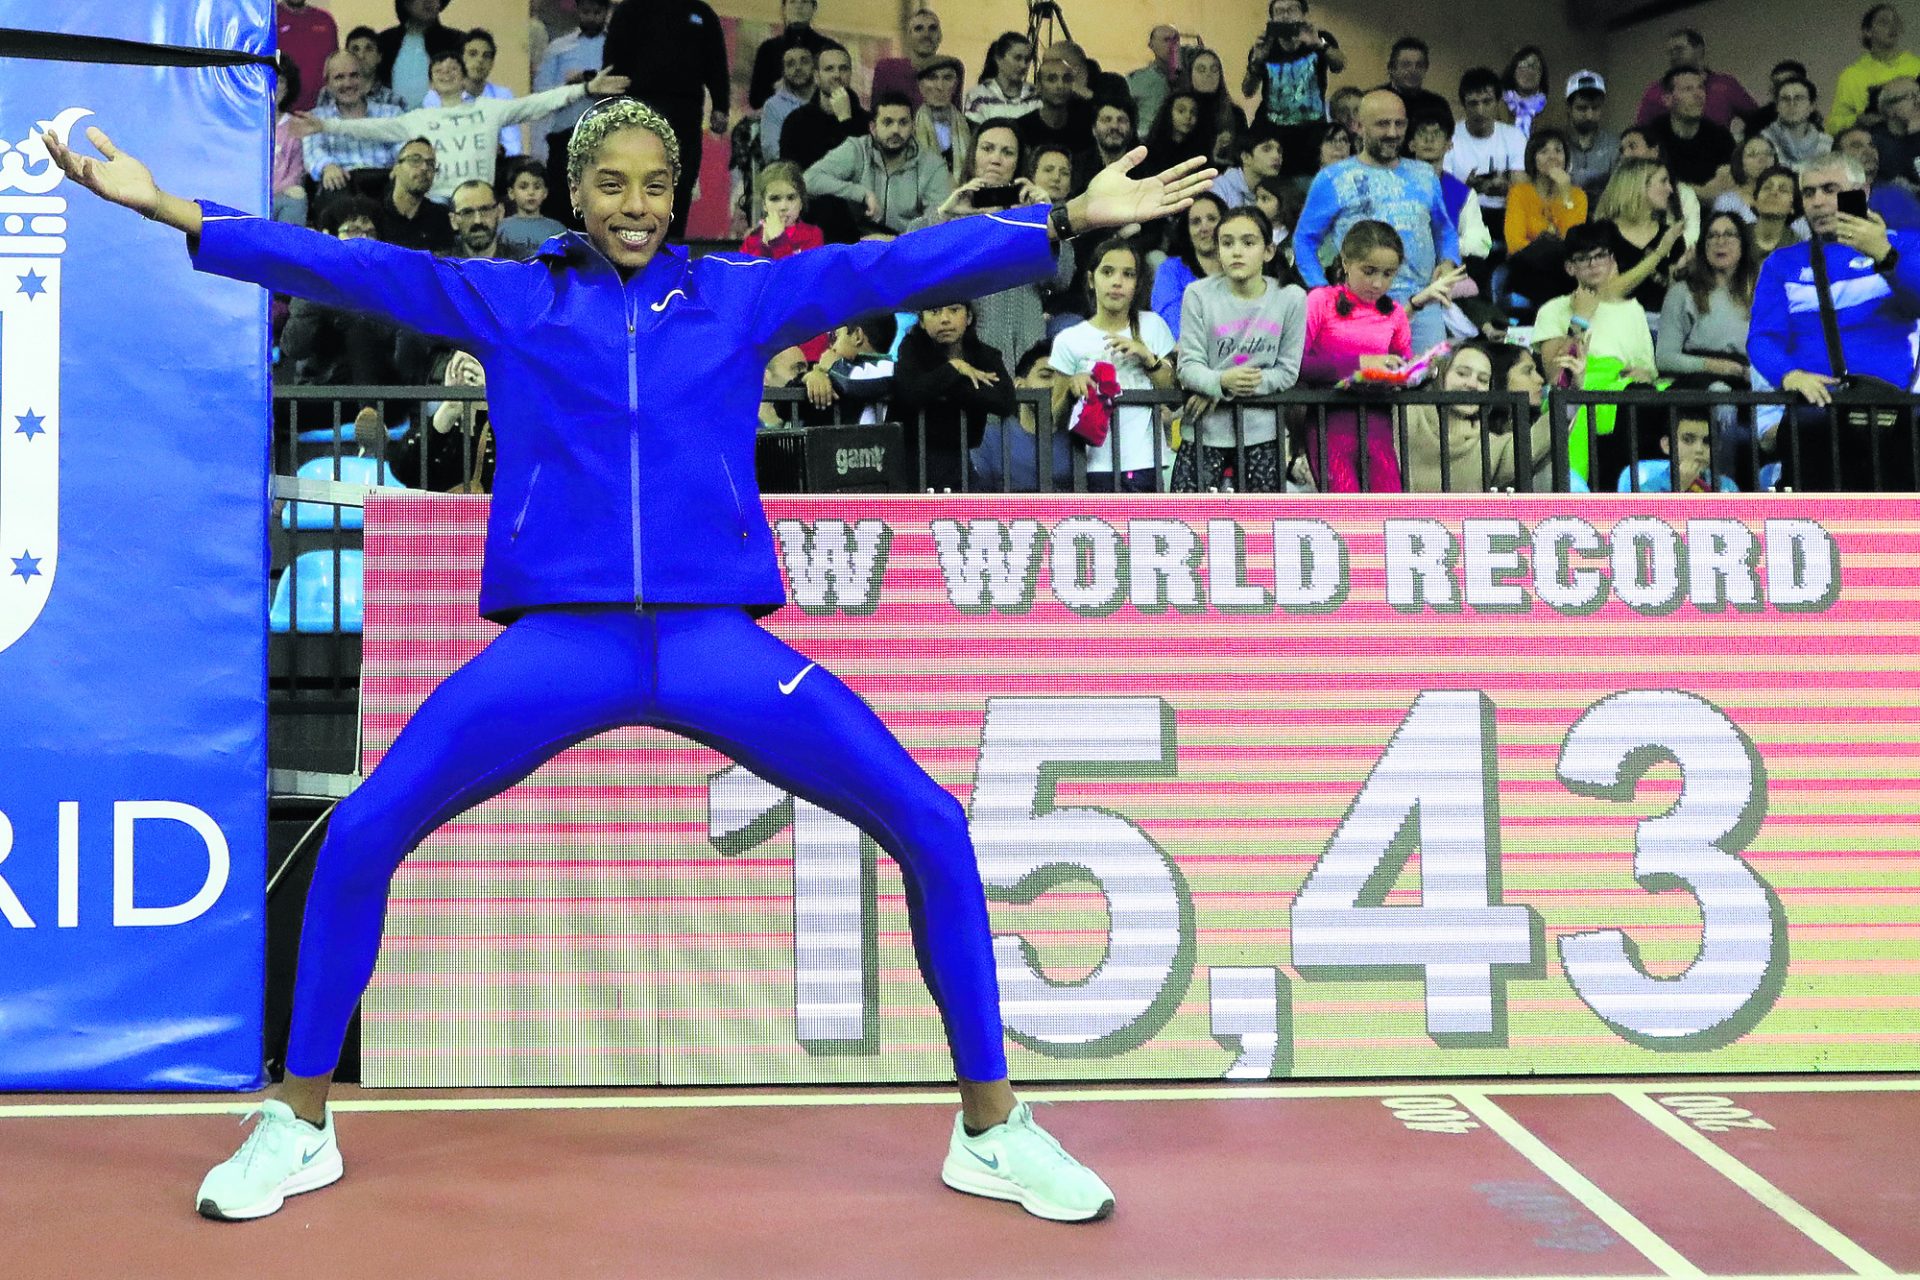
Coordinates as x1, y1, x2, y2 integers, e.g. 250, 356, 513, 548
1389, 47, 1428, 92
429, 52, 465, 98
1094, 105, 1134, 152
325, 53, 369, 108
1357, 92, 1407, 164
1667, 70, 1707, 122
1440, 347, 1492, 417
973, 126, 1019, 183
1187, 199, 1221, 255
571, 127, 675, 274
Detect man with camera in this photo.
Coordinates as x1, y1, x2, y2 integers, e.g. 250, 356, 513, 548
1750, 151, 1920, 489
1242, 0, 1344, 179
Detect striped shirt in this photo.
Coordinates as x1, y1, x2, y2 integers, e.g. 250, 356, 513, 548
302, 100, 404, 180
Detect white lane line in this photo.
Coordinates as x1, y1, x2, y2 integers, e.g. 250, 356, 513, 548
2, 1076, 1916, 1120
1451, 1088, 1701, 1278
1615, 1089, 1895, 1277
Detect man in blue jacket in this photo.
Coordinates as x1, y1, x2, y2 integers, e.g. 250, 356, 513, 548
49, 100, 1213, 1227
1750, 150, 1920, 489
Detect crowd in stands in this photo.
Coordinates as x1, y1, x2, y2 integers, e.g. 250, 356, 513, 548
270, 0, 1920, 497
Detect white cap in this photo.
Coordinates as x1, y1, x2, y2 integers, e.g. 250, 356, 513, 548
1565, 70, 1606, 100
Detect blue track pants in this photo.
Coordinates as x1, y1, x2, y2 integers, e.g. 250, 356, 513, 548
286, 605, 1008, 1081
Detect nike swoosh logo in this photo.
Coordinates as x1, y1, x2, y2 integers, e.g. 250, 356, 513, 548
649, 288, 688, 312
300, 1144, 326, 1166
778, 663, 817, 696
965, 1147, 1000, 1171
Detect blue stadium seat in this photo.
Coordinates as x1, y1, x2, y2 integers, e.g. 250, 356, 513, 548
269, 550, 364, 634
281, 455, 409, 530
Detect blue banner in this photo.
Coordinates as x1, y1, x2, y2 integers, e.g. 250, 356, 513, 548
0, 0, 271, 1087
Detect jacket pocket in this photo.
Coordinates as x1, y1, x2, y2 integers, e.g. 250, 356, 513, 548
510, 463, 542, 541
717, 455, 749, 537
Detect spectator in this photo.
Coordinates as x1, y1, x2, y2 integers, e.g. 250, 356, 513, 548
748, 0, 834, 111
803, 92, 951, 239
1407, 118, 1492, 262
1173, 205, 1308, 492
1046, 41, 1130, 107
1294, 89, 1462, 353
1623, 409, 1738, 492
966, 33, 1040, 124
495, 158, 566, 259
1647, 67, 1736, 191
1711, 135, 1782, 221
1745, 60, 1814, 138
304, 52, 406, 205
375, 137, 456, 252
1328, 85, 1364, 137
780, 42, 870, 174
1211, 125, 1284, 208
1406, 341, 1560, 492
893, 302, 1017, 491
1872, 77, 1920, 187
761, 44, 819, 164
1504, 127, 1587, 304
1658, 210, 1757, 381
1028, 141, 1074, 204
1016, 55, 1096, 156
278, 196, 409, 439
532, 0, 610, 174
272, 56, 310, 226
1254, 177, 1300, 254
1501, 47, 1549, 137
1242, 0, 1345, 178
375, 0, 468, 109
1130, 25, 1185, 140
296, 66, 626, 205
1632, 29, 1757, 131
1749, 163, 1807, 255
1400, 340, 1497, 493
446, 177, 503, 259
1143, 91, 1209, 179
441, 29, 525, 158
1593, 158, 1690, 314
1300, 220, 1444, 492
1150, 191, 1228, 337
1380, 37, 1454, 136
798, 313, 899, 425
1071, 98, 1145, 197
1833, 4, 1920, 135
970, 343, 1075, 492
332, 25, 408, 111
1049, 238, 1179, 491
914, 55, 972, 181
1317, 124, 1353, 169
1187, 47, 1251, 144
871, 9, 951, 110
1836, 123, 1920, 226
1447, 66, 1528, 242
603, 0, 732, 239
1763, 77, 1833, 168
1751, 150, 1920, 490
1532, 220, 1661, 484
1618, 125, 1704, 243
742, 159, 826, 259
904, 125, 1059, 372
278, 0, 338, 114
1564, 71, 1620, 201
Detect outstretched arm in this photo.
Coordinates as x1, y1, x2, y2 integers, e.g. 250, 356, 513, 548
46, 126, 508, 346
747, 147, 1217, 352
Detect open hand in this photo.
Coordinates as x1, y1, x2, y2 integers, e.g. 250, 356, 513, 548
43, 126, 160, 216
587, 68, 632, 97
1078, 148, 1219, 232
1782, 370, 1838, 407
950, 358, 1001, 389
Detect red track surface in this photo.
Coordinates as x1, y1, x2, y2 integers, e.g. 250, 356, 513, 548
3, 1080, 1915, 1280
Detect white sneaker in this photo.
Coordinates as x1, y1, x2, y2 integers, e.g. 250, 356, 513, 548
195, 1099, 343, 1221
940, 1102, 1114, 1222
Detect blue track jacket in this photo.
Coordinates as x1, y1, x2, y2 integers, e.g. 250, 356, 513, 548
1750, 232, 1920, 390
192, 202, 1056, 620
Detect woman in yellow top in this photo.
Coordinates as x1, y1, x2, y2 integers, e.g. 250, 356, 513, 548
1505, 127, 1586, 250
1832, 4, 1920, 133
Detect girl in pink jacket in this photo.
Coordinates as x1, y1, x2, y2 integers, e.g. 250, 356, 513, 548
1299, 220, 1417, 492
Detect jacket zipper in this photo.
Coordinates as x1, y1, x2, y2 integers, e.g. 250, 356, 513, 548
627, 288, 643, 605
718, 454, 749, 537
510, 462, 542, 540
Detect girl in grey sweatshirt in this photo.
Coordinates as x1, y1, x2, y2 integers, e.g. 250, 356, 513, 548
1173, 206, 1308, 491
